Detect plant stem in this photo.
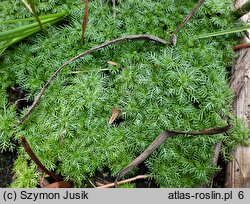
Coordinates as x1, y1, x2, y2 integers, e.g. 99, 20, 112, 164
233, 42, 250, 51
18, 35, 168, 125
114, 124, 232, 186
20, 136, 62, 181
169, 0, 206, 44
27, 0, 45, 31
81, 0, 89, 45
97, 175, 147, 188
112, 0, 116, 18
198, 25, 250, 39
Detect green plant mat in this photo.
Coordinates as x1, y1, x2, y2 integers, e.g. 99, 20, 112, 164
0, 0, 249, 188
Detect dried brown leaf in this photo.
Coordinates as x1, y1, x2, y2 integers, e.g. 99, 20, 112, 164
108, 108, 120, 124
107, 61, 118, 66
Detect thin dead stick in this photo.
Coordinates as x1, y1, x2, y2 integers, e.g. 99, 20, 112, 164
20, 136, 62, 181
202, 141, 222, 188
40, 173, 49, 188
170, 125, 231, 135
112, 0, 116, 18
20, 0, 34, 14
212, 142, 222, 166
115, 124, 232, 186
14, 98, 26, 106
209, 141, 223, 187
81, 0, 89, 45
169, 0, 206, 44
18, 35, 168, 125
233, 42, 250, 51
88, 179, 96, 188
95, 176, 110, 186
97, 175, 147, 188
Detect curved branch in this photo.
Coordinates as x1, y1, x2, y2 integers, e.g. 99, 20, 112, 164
20, 136, 62, 181
169, 0, 206, 44
18, 35, 168, 125
114, 124, 232, 186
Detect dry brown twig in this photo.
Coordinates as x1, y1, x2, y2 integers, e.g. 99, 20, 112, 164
169, 0, 206, 44
21, 136, 73, 187
112, 0, 116, 18
233, 42, 250, 51
202, 141, 222, 188
97, 175, 147, 188
114, 124, 232, 187
20, 136, 62, 181
88, 179, 96, 188
39, 173, 49, 188
95, 176, 110, 186
212, 142, 222, 166
81, 0, 89, 45
18, 35, 168, 125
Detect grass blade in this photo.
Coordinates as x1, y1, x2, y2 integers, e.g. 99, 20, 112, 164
0, 12, 66, 41
198, 25, 250, 39
27, 0, 45, 31
0, 13, 66, 54
0, 12, 67, 24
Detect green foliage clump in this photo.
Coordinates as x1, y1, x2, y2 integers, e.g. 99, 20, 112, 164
10, 155, 39, 188
118, 183, 136, 188
0, 0, 249, 187
0, 90, 17, 152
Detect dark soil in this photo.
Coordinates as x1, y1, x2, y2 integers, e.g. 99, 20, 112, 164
7, 86, 32, 114
212, 155, 227, 188
0, 86, 30, 187
0, 150, 17, 187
